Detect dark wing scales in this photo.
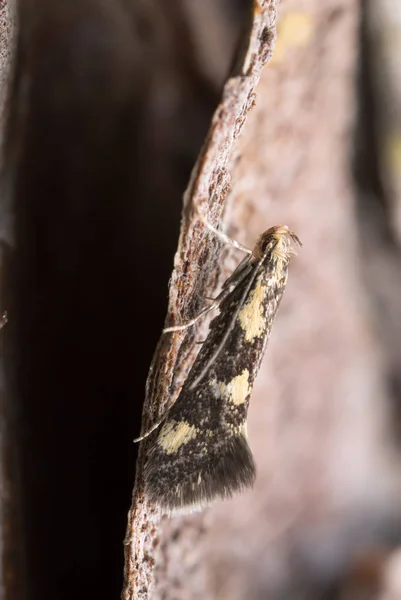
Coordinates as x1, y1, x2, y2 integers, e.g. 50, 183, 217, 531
144, 235, 293, 513
144, 422, 255, 514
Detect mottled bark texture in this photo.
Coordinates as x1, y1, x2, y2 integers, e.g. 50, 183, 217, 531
2, 0, 401, 599
135, 1, 401, 599
123, 2, 278, 598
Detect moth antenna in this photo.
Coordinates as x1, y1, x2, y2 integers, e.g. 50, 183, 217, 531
189, 250, 268, 390
164, 254, 254, 334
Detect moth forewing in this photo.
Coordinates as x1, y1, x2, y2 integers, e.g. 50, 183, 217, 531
144, 225, 301, 514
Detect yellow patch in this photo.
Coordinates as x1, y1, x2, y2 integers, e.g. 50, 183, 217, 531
158, 419, 198, 454
209, 369, 250, 406
238, 280, 266, 341
229, 369, 250, 405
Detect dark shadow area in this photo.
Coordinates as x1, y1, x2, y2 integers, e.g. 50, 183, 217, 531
0, 1, 243, 598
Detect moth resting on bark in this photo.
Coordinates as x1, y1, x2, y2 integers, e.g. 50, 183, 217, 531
143, 224, 301, 514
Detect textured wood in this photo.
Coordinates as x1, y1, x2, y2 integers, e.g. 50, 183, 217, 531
122, 2, 278, 598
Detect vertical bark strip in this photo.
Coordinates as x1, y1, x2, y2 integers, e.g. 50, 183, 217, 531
122, 2, 278, 598
0, 3, 24, 600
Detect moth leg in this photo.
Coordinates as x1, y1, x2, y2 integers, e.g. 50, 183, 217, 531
135, 323, 205, 441
164, 255, 255, 334
163, 300, 220, 333
134, 412, 169, 443
194, 203, 252, 255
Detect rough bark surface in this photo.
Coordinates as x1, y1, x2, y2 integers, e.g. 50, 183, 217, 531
137, 1, 401, 599
2, 0, 401, 599
122, 2, 278, 598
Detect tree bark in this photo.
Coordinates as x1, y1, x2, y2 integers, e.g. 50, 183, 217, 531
2, 0, 401, 599
123, 2, 278, 598
130, 1, 401, 598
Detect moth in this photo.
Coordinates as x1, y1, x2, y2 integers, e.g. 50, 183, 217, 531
143, 218, 301, 514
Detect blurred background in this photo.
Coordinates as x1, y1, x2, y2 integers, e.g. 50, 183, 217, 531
1, 0, 401, 599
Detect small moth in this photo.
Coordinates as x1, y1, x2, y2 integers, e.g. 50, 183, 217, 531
143, 220, 301, 514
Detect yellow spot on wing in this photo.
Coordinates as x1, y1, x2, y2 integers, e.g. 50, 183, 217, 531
158, 419, 198, 454
229, 369, 250, 405
238, 279, 266, 342
209, 369, 250, 406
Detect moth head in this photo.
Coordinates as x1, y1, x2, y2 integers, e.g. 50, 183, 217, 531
253, 225, 302, 260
